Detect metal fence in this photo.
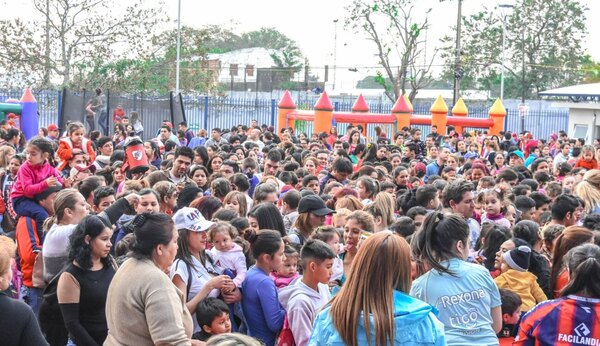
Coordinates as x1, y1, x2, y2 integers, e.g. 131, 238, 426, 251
0, 89, 569, 141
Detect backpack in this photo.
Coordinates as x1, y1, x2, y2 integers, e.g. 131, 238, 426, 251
277, 314, 295, 346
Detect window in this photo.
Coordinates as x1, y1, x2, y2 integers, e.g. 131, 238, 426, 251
573, 124, 589, 141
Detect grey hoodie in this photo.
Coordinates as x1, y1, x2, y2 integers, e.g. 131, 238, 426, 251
278, 277, 331, 346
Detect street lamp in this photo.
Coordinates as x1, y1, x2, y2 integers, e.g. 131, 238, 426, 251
452, 0, 463, 106
499, 4, 513, 101
333, 19, 339, 91
175, 0, 182, 95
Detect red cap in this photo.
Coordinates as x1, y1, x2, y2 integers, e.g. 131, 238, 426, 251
48, 124, 60, 131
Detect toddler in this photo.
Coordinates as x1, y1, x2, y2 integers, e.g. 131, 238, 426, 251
270, 245, 299, 289
494, 246, 547, 312
209, 223, 247, 288
480, 187, 511, 228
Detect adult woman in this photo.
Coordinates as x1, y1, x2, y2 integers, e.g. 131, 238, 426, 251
392, 165, 412, 194
475, 223, 511, 274
110, 161, 125, 191
490, 152, 507, 176
303, 156, 318, 176
411, 212, 502, 345
170, 208, 235, 333
574, 169, 600, 214
144, 140, 161, 169
0, 236, 48, 346
327, 126, 338, 147
446, 154, 460, 171
310, 232, 445, 346
193, 146, 209, 166
248, 203, 286, 238
363, 192, 395, 232
57, 215, 116, 345
347, 130, 361, 153
154, 181, 178, 214
207, 155, 223, 175
112, 124, 126, 145
105, 213, 199, 345
190, 165, 210, 191
516, 244, 600, 345
43, 189, 135, 283
550, 226, 595, 298
289, 195, 334, 245
340, 210, 375, 283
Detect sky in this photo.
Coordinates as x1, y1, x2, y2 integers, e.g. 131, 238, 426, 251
2, 0, 599, 90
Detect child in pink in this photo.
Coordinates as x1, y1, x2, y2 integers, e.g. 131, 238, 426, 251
269, 245, 299, 289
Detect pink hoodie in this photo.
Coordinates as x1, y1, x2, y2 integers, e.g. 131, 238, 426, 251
12, 160, 63, 199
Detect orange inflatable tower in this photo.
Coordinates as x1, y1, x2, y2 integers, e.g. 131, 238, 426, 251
277, 90, 296, 134
430, 95, 449, 134
392, 94, 413, 132
488, 98, 507, 136
351, 94, 369, 135
451, 98, 468, 134
314, 92, 334, 135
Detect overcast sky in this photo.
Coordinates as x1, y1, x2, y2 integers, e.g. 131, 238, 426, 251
2, 0, 598, 89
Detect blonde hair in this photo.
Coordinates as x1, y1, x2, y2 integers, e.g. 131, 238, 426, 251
575, 169, 600, 213
332, 208, 352, 227
0, 146, 16, 168
364, 192, 395, 227
44, 189, 81, 231
330, 232, 412, 346
346, 210, 375, 233
0, 235, 16, 276
335, 195, 364, 211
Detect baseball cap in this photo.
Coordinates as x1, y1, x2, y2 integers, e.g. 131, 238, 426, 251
173, 207, 214, 232
297, 195, 334, 216
463, 152, 479, 160
508, 150, 525, 160
48, 124, 60, 132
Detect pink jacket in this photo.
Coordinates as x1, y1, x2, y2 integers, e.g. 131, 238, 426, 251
11, 160, 63, 199
210, 243, 247, 287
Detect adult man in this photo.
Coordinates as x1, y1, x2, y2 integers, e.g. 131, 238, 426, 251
405, 128, 426, 159
315, 150, 330, 172
442, 179, 480, 250
168, 146, 194, 187
549, 194, 581, 227
508, 150, 525, 167
425, 147, 450, 183
15, 185, 61, 315
319, 157, 353, 194
157, 125, 178, 145
255, 149, 282, 181
401, 143, 418, 164
178, 121, 194, 145
47, 124, 60, 141
205, 128, 228, 147
243, 128, 265, 151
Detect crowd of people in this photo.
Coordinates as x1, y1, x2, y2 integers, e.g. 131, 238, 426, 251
0, 114, 599, 346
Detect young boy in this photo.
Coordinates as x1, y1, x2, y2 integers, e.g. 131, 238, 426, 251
193, 297, 231, 342
281, 190, 300, 233
498, 289, 522, 344
494, 246, 547, 312
278, 240, 335, 346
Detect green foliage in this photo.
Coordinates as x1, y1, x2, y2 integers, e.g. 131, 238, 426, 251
440, 0, 588, 99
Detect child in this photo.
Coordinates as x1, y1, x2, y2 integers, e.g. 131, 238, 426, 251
278, 239, 335, 346
575, 144, 599, 170
112, 104, 125, 124
241, 230, 286, 346
331, 208, 351, 228
311, 226, 343, 286
281, 190, 300, 233
193, 297, 232, 342
209, 223, 247, 288
497, 288, 522, 343
480, 187, 511, 228
302, 175, 320, 195
494, 246, 547, 312
11, 137, 63, 231
57, 122, 96, 174
269, 245, 299, 289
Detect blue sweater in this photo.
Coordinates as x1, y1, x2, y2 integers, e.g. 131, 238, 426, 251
241, 267, 285, 346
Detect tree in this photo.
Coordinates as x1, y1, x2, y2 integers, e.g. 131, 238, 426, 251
346, 0, 437, 102
0, 0, 166, 88
440, 0, 588, 99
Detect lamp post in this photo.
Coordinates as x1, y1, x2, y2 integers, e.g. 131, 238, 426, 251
333, 19, 339, 91
175, 0, 182, 95
499, 4, 513, 101
452, 0, 463, 106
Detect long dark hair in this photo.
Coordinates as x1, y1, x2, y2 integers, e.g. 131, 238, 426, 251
27, 136, 57, 167
68, 215, 112, 270
561, 244, 600, 298
411, 212, 469, 276
480, 223, 511, 271
248, 203, 286, 237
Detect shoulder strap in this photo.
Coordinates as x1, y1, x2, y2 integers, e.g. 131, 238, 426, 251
186, 261, 192, 297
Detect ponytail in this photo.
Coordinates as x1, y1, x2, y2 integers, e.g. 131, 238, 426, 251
411, 211, 469, 276
561, 244, 600, 298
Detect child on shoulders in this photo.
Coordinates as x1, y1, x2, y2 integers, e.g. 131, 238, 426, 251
57, 122, 96, 174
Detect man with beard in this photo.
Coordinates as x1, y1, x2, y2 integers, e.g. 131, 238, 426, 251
168, 146, 194, 188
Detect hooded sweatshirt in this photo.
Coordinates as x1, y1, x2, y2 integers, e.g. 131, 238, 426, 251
278, 277, 331, 346
209, 243, 247, 287
11, 160, 63, 199
494, 269, 547, 311
309, 290, 445, 345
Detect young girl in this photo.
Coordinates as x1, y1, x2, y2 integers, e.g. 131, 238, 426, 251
223, 191, 248, 217
269, 245, 299, 289
57, 122, 96, 173
312, 226, 344, 286
241, 230, 286, 346
11, 137, 64, 231
411, 212, 502, 345
480, 187, 511, 228
0, 154, 23, 232
209, 223, 247, 288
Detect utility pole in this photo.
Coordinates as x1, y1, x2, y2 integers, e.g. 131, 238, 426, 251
175, 0, 182, 95
333, 19, 339, 91
521, 29, 526, 132
44, 0, 50, 87
499, 4, 513, 101
452, 0, 463, 105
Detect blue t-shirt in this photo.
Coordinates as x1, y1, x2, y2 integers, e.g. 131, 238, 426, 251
410, 258, 501, 346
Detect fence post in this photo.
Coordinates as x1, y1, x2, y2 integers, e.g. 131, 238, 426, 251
270, 99, 276, 126
203, 96, 209, 130
57, 90, 63, 123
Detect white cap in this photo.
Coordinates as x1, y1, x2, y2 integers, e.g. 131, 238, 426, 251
172, 207, 214, 232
